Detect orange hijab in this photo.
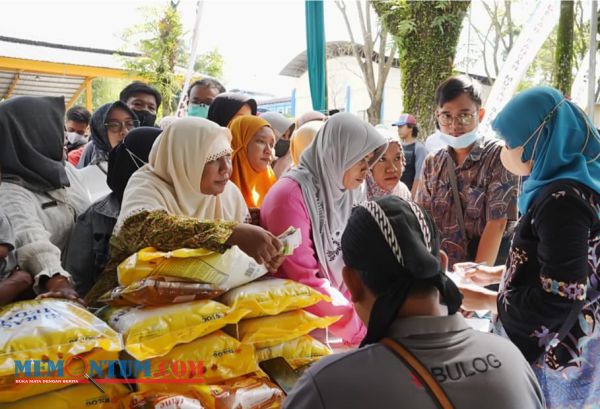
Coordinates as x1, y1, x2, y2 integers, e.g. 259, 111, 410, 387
228, 116, 277, 208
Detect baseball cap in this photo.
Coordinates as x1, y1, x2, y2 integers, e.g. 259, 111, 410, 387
391, 113, 417, 127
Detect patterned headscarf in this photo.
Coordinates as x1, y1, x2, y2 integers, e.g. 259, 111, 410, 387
342, 196, 462, 346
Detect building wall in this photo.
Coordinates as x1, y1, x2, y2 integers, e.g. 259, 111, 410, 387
292, 56, 403, 125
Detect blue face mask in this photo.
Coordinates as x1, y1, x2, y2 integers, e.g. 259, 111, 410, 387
188, 103, 209, 118
437, 128, 479, 149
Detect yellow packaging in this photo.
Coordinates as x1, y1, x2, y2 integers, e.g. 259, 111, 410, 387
255, 335, 332, 364
0, 383, 130, 409
97, 300, 249, 361
0, 299, 123, 378
0, 348, 119, 403
233, 310, 341, 348
136, 330, 257, 391
117, 246, 269, 289
123, 392, 205, 409
220, 278, 331, 318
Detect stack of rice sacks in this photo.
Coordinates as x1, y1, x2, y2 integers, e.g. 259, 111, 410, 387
0, 299, 128, 408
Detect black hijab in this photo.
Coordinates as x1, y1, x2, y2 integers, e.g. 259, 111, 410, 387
341, 196, 462, 347
81, 101, 136, 167
0, 96, 69, 192
106, 127, 162, 201
207, 92, 257, 127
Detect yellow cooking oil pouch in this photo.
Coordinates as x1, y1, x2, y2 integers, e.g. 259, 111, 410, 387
220, 278, 331, 318
137, 331, 257, 390
97, 300, 249, 361
0, 383, 130, 409
0, 299, 122, 378
117, 246, 269, 289
232, 310, 341, 348
0, 348, 119, 403
254, 335, 332, 364
122, 392, 205, 409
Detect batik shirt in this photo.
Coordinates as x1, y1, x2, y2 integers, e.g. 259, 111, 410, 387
495, 180, 600, 408
415, 136, 518, 266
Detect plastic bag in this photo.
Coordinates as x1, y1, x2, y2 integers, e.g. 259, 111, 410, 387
123, 392, 205, 409
117, 227, 301, 289
198, 375, 284, 409
137, 331, 257, 390
98, 278, 226, 307
232, 310, 341, 348
117, 246, 268, 289
255, 335, 332, 364
220, 278, 331, 318
0, 299, 123, 378
0, 348, 119, 403
97, 300, 249, 361
0, 383, 130, 409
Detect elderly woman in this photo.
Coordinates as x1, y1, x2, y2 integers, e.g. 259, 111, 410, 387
85, 117, 284, 303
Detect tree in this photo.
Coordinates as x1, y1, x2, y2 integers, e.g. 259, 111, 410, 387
335, 0, 398, 125
122, 1, 185, 115
468, 0, 521, 82
554, 0, 575, 95
375, 0, 470, 136
194, 49, 225, 79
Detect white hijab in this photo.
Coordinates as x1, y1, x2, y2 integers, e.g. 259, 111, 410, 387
285, 113, 387, 289
116, 117, 248, 232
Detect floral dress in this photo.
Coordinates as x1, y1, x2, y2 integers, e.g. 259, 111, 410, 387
495, 180, 600, 409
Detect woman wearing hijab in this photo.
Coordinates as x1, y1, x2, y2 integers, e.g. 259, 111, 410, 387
65, 127, 161, 297
78, 101, 139, 169
260, 113, 388, 344
296, 110, 327, 128
456, 87, 600, 408
283, 196, 544, 409
85, 117, 284, 304
228, 115, 278, 210
260, 111, 296, 178
289, 120, 323, 167
207, 92, 257, 127
366, 126, 411, 201
0, 96, 90, 303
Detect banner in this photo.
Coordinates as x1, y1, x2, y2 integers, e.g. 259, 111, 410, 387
481, 1, 559, 133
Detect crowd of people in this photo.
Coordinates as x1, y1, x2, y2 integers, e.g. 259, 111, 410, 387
0, 74, 598, 408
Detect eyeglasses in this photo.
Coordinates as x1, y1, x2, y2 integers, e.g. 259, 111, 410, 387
104, 120, 140, 132
437, 112, 477, 127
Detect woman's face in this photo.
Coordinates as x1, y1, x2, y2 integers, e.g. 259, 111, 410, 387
105, 108, 136, 148
247, 126, 276, 172
371, 142, 404, 191
200, 154, 232, 195
343, 152, 374, 190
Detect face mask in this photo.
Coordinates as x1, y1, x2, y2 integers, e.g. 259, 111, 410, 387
188, 103, 209, 118
436, 128, 479, 149
274, 139, 290, 158
133, 110, 157, 127
66, 132, 85, 145
500, 144, 532, 176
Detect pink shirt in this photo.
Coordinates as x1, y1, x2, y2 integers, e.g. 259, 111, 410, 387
260, 177, 366, 345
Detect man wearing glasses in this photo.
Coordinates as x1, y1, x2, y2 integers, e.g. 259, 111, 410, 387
415, 75, 518, 269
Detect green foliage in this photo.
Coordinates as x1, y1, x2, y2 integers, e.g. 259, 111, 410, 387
194, 49, 225, 78
121, 2, 185, 115
374, 0, 470, 136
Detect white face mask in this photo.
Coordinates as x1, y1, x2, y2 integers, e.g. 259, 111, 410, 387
66, 132, 85, 145
436, 128, 479, 149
